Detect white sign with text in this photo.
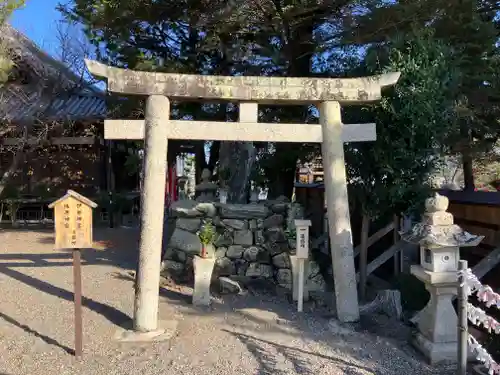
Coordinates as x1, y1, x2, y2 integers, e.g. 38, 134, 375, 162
294, 219, 311, 313
295, 219, 311, 259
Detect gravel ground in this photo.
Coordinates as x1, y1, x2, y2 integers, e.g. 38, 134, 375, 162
0, 228, 459, 375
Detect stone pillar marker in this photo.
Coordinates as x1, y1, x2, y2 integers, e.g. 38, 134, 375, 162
401, 193, 483, 364
320, 101, 360, 323
115, 95, 178, 342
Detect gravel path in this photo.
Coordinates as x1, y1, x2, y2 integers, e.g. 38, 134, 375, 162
0, 228, 458, 375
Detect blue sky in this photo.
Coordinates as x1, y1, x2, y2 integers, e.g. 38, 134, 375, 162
11, 0, 63, 56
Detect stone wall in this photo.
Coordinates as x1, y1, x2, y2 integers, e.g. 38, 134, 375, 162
163, 199, 326, 292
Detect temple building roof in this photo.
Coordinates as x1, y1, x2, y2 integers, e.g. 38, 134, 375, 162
0, 24, 106, 124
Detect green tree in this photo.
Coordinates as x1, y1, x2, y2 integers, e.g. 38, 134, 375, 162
0, 1, 25, 82
340, 0, 500, 191
344, 28, 461, 218
59, 0, 360, 200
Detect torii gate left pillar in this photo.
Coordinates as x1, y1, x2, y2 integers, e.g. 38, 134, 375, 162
86, 59, 400, 335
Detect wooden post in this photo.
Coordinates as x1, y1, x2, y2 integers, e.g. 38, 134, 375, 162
295, 219, 311, 313
297, 259, 305, 312
457, 260, 468, 375
48, 190, 97, 358
359, 214, 370, 301
73, 249, 83, 358
393, 215, 401, 276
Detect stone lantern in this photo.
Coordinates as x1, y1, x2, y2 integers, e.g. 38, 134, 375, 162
195, 169, 218, 202
400, 193, 483, 365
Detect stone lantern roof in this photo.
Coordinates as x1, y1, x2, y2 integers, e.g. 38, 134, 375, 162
400, 193, 484, 248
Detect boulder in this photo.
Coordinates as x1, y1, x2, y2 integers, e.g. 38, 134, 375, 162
161, 260, 185, 274
219, 204, 269, 219
164, 248, 187, 263
306, 261, 326, 292
254, 230, 265, 246
195, 202, 217, 217
222, 219, 248, 230
263, 214, 284, 229
233, 230, 253, 246
215, 231, 233, 247
249, 219, 258, 231
243, 246, 260, 262
215, 257, 235, 276
170, 200, 204, 218
275, 268, 292, 287
163, 247, 175, 260
264, 241, 289, 256
246, 263, 272, 278
168, 228, 202, 254
264, 227, 287, 243
219, 277, 243, 294
275, 195, 290, 203
271, 203, 288, 214
226, 245, 245, 259
308, 273, 326, 292
272, 252, 291, 268
215, 247, 227, 259
176, 218, 201, 233
235, 260, 249, 276
243, 246, 270, 263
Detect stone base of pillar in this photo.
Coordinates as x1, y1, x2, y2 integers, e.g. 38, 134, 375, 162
114, 320, 178, 343
412, 332, 457, 365
193, 256, 216, 306
290, 255, 310, 302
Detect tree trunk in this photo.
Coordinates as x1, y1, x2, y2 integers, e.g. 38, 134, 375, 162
207, 141, 220, 172
218, 141, 256, 203
0, 148, 25, 198
194, 141, 206, 184
267, 160, 296, 199
462, 151, 475, 191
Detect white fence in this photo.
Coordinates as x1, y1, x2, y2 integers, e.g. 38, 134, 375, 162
458, 262, 500, 374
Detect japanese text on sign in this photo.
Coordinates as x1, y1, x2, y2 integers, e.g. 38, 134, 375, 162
296, 227, 309, 259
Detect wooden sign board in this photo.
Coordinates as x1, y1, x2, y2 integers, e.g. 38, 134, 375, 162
48, 190, 98, 250
295, 219, 311, 259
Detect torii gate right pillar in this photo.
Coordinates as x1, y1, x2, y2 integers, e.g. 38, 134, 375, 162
320, 101, 359, 322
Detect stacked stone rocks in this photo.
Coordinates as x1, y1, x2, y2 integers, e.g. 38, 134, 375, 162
162, 198, 325, 291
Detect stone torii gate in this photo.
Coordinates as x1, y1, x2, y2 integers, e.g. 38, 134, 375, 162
86, 59, 400, 335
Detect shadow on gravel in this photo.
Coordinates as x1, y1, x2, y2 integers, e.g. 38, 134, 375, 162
225, 330, 375, 375
157, 278, 456, 375
0, 310, 74, 355
0, 266, 131, 328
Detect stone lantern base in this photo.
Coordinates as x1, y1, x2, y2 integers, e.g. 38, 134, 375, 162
410, 265, 459, 365
412, 332, 459, 365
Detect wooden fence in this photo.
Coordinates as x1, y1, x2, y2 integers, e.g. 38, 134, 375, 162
295, 182, 413, 299
440, 190, 500, 287
441, 190, 500, 252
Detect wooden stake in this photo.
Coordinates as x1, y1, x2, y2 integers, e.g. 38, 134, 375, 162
393, 215, 401, 276
73, 249, 83, 358
297, 259, 305, 312
359, 214, 370, 301
457, 260, 468, 375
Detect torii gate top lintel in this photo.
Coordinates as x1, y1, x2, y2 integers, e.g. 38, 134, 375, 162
85, 59, 400, 105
